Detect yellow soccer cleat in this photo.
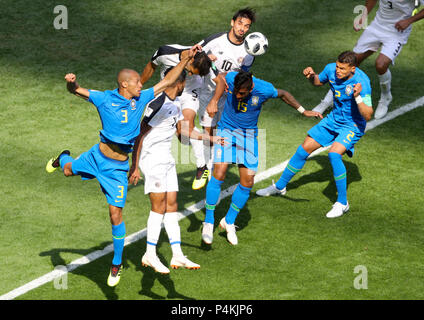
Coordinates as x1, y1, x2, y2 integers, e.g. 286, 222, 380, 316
107, 264, 123, 287
192, 165, 209, 190
46, 150, 70, 173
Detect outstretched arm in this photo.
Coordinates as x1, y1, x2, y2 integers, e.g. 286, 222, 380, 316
176, 120, 227, 146
303, 67, 325, 87
277, 89, 323, 119
65, 73, 90, 100
152, 44, 202, 96
140, 61, 157, 85
128, 121, 152, 186
395, 7, 424, 31
206, 73, 227, 117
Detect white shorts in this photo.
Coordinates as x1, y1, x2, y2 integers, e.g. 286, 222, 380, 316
180, 88, 200, 113
139, 155, 178, 194
198, 90, 226, 128
353, 21, 409, 63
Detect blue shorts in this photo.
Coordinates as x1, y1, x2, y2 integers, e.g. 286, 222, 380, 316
214, 127, 259, 172
307, 117, 364, 157
71, 144, 129, 208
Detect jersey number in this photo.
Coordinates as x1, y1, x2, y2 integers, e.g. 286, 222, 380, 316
238, 101, 247, 112
343, 131, 355, 144
121, 110, 128, 123
334, 90, 341, 100
117, 186, 124, 199
221, 60, 233, 72
387, 1, 393, 9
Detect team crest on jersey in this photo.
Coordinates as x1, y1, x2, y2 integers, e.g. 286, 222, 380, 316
252, 96, 259, 106
345, 85, 354, 96
131, 99, 136, 110
237, 57, 243, 64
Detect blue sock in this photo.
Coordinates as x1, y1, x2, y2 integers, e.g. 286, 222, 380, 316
275, 145, 310, 190
204, 176, 224, 224
225, 184, 251, 225
59, 154, 73, 170
328, 152, 347, 205
111, 222, 126, 265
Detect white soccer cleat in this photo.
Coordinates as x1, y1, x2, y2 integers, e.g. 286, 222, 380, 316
374, 93, 392, 119
219, 217, 238, 245
326, 202, 350, 219
256, 180, 286, 197
202, 222, 214, 244
141, 253, 170, 274
170, 255, 200, 270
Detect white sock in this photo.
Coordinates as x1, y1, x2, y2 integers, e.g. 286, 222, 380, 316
163, 212, 184, 257
146, 210, 164, 256
190, 128, 206, 168
378, 69, 391, 96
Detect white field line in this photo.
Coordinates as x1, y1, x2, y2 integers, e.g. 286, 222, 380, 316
1, 96, 423, 300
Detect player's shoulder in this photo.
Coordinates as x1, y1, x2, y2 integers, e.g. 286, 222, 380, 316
200, 32, 227, 46
252, 76, 275, 94
152, 44, 188, 60
355, 67, 371, 84
225, 71, 238, 83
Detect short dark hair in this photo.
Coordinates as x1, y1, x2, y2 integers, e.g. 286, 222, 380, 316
233, 7, 256, 24
192, 51, 212, 77
164, 66, 187, 84
337, 51, 357, 66
234, 70, 253, 95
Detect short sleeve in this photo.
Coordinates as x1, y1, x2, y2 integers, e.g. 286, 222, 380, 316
88, 90, 106, 108
318, 63, 333, 84
261, 80, 278, 100
225, 72, 237, 90
139, 87, 155, 106
359, 77, 372, 107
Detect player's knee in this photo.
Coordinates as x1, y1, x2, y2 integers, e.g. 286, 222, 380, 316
109, 206, 123, 225
375, 58, 390, 75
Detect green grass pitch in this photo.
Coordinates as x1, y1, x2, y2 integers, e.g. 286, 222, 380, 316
0, 0, 423, 301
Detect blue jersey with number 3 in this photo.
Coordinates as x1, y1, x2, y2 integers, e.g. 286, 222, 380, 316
88, 88, 155, 152
318, 63, 372, 132
218, 72, 278, 131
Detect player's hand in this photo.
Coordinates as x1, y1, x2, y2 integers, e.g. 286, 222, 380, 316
395, 19, 411, 32
211, 135, 228, 146
128, 166, 141, 186
208, 54, 217, 61
188, 44, 202, 59
65, 73, 77, 83
353, 83, 362, 97
303, 67, 315, 79
206, 101, 218, 118
303, 110, 323, 119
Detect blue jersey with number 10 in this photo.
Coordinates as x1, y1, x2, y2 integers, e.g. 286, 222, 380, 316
88, 88, 155, 152
218, 71, 278, 132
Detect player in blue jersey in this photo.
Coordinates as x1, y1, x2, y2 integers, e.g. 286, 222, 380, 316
257, 51, 373, 219
201, 70, 321, 245
45, 45, 200, 286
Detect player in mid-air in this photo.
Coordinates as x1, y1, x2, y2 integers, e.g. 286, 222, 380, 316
314, 0, 424, 119
45, 45, 199, 286
139, 44, 226, 190
128, 67, 226, 273
191, 7, 257, 190
257, 51, 373, 219
201, 70, 321, 245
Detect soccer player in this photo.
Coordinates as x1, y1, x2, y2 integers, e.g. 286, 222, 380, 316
45, 45, 200, 286
257, 51, 373, 219
128, 67, 226, 273
201, 70, 321, 245
314, 0, 424, 119
193, 7, 257, 190
139, 44, 226, 191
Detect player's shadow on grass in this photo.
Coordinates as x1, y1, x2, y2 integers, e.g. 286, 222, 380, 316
279, 155, 362, 203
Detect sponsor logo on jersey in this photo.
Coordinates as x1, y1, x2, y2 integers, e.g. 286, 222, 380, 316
112, 103, 120, 107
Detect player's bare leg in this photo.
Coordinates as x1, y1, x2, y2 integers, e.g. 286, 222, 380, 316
107, 205, 125, 287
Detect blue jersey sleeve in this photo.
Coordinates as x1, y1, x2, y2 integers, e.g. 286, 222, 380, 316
225, 72, 237, 89
359, 76, 372, 107
88, 90, 106, 108
318, 63, 334, 84
139, 87, 155, 106
263, 81, 278, 100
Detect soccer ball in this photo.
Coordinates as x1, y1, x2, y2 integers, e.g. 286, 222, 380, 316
244, 32, 268, 56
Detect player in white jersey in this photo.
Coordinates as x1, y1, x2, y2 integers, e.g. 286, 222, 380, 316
128, 67, 226, 273
314, 0, 424, 119
194, 7, 257, 189
140, 44, 226, 191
